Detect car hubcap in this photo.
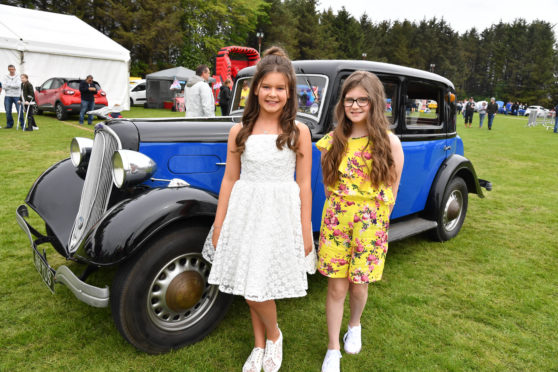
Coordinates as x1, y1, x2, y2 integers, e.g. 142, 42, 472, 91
443, 190, 463, 231
147, 253, 218, 331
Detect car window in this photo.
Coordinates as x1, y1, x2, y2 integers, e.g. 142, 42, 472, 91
405, 80, 443, 128
51, 79, 63, 89
41, 79, 53, 90
68, 81, 80, 89
333, 74, 398, 129
133, 83, 146, 92
230, 75, 328, 121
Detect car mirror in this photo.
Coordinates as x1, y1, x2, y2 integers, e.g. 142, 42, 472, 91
36, 87, 41, 92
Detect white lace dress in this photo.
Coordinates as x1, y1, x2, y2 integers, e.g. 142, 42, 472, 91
202, 134, 315, 302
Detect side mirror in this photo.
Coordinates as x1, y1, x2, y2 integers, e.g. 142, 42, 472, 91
36, 87, 41, 92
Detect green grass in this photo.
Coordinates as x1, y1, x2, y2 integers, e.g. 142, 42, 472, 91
1, 110, 557, 371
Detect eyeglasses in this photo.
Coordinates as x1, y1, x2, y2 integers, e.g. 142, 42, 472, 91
343, 97, 370, 107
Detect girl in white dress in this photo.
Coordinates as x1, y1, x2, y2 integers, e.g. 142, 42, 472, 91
202, 46, 314, 372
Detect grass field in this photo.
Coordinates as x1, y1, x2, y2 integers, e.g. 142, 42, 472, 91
1, 109, 557, 371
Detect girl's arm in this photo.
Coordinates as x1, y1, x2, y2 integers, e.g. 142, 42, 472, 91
320, 150, 331, 198
389, 133, 404, 214
212, 124, 242, 247
296, 124, 314, 256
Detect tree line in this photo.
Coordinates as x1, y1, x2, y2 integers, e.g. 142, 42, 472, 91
6, 0, 558, 105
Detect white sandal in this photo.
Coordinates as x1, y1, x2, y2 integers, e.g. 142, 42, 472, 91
263, 328, 283, 372
243, 347, 264, 372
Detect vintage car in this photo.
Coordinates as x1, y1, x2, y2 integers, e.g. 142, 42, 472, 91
17, 60, 491, 354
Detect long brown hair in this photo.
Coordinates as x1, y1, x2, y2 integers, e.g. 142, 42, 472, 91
235, 46, 299, 154
322, 71, 395, 188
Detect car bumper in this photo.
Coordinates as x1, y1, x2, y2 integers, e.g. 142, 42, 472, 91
63, 103, 107, 113
16, 204, 109, 308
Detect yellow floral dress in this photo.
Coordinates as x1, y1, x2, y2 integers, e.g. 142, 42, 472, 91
316, 132, 394, 283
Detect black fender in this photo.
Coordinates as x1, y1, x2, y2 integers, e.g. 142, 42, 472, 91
26, 158, 84, 256
423, 154, 484, 220
75, 187, 218, 266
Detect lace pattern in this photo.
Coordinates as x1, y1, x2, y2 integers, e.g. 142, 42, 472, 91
201, 135, 313, 302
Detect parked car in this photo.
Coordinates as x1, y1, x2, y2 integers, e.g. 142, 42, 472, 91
33, 77, 108, 120
524, 105, 549, 117
129, 79, 146, 106
17, 60, 491, 354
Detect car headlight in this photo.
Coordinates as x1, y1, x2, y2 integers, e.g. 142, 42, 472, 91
111, 150, 157, 188
70, 137, 94, 167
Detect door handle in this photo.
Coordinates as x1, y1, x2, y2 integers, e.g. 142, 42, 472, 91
443, 145, 451, 151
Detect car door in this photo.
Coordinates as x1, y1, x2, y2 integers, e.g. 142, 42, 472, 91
131, 83, 146, 104
35, 79, 53, 109
48, 79, 64, 107
396, 79, 449, 219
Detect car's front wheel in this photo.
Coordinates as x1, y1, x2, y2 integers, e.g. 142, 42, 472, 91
55, 102, 67, 120
110, 225, 233, 354
431, 177, 468, 241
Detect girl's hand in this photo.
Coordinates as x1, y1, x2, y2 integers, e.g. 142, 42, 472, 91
211, 226, 221, 249
303, 229, 313, 256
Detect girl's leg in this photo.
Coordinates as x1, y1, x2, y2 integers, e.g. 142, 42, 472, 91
348, 282, 369, 327
246, 300, 280, 342
248, 305, 267, 348
326, 277, 350, 350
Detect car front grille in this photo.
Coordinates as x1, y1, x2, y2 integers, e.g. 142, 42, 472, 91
68, 126, 121, 253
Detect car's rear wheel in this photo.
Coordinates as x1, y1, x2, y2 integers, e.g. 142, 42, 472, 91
130, 98, 134, 106
55, 102, 67, 120
110, 225, 233, 354
431, 177, 468, 242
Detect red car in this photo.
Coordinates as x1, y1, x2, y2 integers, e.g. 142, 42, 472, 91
33, 77, 108, 120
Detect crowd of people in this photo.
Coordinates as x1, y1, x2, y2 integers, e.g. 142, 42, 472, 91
458, 97, 500, 130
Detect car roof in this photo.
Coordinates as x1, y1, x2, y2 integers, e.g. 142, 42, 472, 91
237, 60, 455, 89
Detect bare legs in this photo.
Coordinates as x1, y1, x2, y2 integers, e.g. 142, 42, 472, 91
246, 299, 280, 348
326, 278, 368, 349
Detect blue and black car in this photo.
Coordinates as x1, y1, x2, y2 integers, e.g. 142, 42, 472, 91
16, 60, 491, 354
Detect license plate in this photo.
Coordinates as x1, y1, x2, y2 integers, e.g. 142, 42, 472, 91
33, 248, 55, 293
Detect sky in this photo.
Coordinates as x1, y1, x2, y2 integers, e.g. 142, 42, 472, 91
317, 0, 558, 37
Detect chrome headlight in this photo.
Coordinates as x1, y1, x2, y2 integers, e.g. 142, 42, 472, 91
111, 150, 157, 188
70, 137, 94, 167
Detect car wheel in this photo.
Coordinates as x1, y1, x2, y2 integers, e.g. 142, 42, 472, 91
32, 105, 42, 115
110, 225, 233, 354
130, 97, 134, 107
431, 177, 468, 242
55, 102, 67, 120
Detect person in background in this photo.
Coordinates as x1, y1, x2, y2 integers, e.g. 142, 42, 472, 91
239, 80, 250, 109
19, 74, 37, 131
553, 102, 558, 133
79, 75, 97, 125
2, 64, 22, 129
486, 97, 498, 131
478, 101, 487, 128
219, 78, 233, 116
464, 97, 475, 128
185, 65, 215, 117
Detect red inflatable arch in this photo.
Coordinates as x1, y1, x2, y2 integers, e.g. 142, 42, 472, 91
215, 46, 260, 83
212, 46, 260, 104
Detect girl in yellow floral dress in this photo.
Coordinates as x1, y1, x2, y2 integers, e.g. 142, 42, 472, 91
317, 71, 404, 372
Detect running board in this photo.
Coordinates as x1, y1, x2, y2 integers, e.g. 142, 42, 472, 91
388, 217, 438, 242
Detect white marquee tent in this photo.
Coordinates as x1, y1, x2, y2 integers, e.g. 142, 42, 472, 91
0, 5, 130, 113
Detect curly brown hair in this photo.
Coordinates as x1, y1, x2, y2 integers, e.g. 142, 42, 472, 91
235, 46, 299, 154
322, 71, 396, 188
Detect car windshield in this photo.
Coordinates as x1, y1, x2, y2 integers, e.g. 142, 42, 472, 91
68, 80, 102, 90
230, 74, 328, 121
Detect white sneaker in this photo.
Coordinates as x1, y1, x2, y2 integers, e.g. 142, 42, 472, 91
321, 349, 342, 372
343, 324, 362, 354
33, 126, 39, 130
243, 347, 264, 372
263, 328, 282, 372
